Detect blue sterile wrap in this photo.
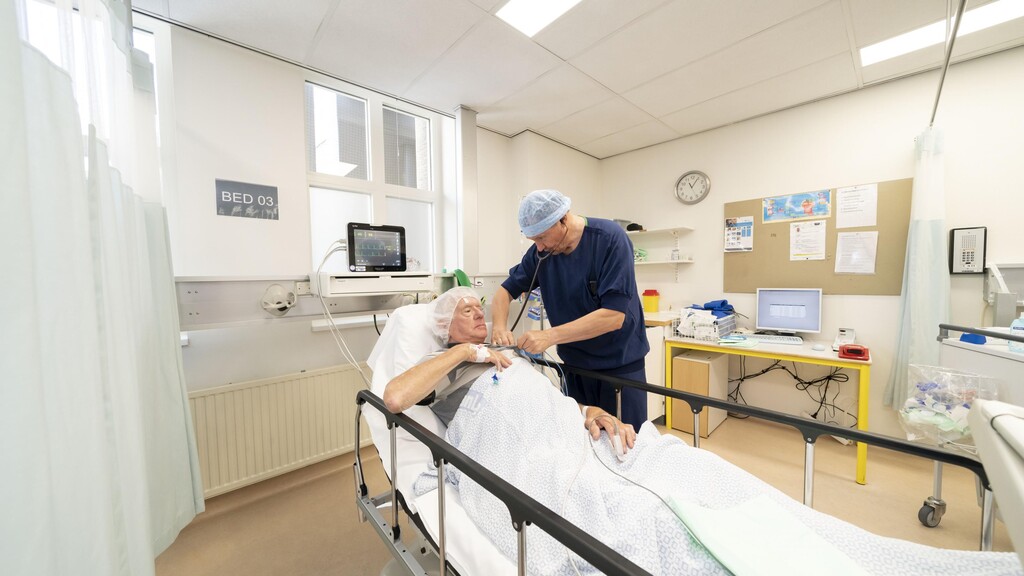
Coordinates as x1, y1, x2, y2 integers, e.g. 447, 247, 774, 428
689, 299, 735, 319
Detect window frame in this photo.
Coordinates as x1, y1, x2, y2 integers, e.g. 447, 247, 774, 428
303, 73, 447, 274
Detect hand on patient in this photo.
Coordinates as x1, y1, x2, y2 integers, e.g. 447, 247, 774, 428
583, 406, 636, 457
517, 329, 555, 356
491, 328, 516, 347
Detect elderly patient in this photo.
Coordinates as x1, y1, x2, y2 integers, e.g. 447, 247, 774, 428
383, 286, 636, 453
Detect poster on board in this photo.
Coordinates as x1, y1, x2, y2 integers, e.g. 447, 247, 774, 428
763, 190, 831, 223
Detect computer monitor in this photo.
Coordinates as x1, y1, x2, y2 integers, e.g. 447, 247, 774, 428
755, 288, 822, 335
347, 222, 407, 272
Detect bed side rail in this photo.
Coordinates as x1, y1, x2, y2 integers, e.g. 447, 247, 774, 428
548, 360, 990, 488
355, 390, 651, 576
938, 322, 1024, 344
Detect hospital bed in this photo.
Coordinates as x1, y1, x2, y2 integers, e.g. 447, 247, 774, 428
354, 302, 1024, 575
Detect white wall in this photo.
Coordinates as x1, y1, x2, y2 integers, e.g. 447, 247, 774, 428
151, 16, 1023, 431
166, 27, 310, 277
600, 46, 1024, 436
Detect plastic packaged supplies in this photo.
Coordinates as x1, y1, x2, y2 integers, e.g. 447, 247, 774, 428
898, 364, 998, 454
676, 309, 735, 342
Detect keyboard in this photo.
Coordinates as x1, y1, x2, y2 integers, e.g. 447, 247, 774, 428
743, 334, 804, 345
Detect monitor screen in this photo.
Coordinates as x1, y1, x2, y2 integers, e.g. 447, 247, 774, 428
755, 288, 822, 334
347, 222, 406, 272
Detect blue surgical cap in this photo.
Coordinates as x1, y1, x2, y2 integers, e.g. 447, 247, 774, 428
518, 189, 571, 238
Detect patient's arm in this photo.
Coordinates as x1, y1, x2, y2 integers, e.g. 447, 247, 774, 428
582, 405, 636, 452
383, 344, 511, 414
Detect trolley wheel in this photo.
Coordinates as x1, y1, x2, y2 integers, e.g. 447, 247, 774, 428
918, 505, 941, 527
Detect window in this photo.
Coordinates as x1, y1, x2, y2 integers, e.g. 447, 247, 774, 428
305, 83, 369, 180
386, 197, 433, 272
309, 187, 371, 275
383, 107, 431, 190
304, 78, 448, 275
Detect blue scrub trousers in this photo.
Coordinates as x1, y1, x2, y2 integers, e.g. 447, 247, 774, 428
565, 362, 648, 430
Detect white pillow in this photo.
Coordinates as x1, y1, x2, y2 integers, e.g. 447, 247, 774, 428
368, 301, 441, 391
364, 302, 447, 513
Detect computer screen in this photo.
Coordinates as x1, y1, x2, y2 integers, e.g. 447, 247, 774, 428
347, 222, 406, 272
755, 288, 822, 334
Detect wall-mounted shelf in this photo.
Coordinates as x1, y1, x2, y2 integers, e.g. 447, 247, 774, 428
627, 226, 694, 239
629, 226, 695, 282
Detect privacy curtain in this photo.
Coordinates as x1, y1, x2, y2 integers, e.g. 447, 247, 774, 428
0, 0, 203, 574
884, 127, 950, 409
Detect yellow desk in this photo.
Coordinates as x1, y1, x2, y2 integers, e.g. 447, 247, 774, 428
664, 337, 872, 485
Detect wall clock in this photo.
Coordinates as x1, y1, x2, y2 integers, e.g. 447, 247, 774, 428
674, 170, 710, 205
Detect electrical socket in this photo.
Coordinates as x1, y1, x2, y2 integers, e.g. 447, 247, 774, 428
295, 281, 311, 296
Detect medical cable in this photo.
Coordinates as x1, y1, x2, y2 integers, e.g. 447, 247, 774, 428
315, 240, 371, 387
562, 414, 734, 576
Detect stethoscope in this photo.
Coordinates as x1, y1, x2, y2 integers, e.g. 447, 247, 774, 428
508, 221, 569, 333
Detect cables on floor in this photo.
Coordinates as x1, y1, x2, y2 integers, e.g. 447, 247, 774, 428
727, 357, 857, 427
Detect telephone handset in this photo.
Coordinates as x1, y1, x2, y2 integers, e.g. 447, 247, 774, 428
833, 328, 856, 352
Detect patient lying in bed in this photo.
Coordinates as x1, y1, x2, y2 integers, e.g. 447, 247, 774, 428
383, 288, 1022, 576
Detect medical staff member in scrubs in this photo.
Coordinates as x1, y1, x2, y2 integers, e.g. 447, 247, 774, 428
490, 189, 649, 430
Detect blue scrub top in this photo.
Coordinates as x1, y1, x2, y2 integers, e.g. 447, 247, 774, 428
501, 217, 649, 371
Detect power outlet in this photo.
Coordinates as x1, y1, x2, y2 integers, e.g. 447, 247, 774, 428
295, 281, 312, 296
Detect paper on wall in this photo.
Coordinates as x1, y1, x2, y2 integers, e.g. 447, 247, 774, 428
836, 184, 877, 229
835, 231, 878, 274
724, 216, 753, 252
790, 220, 826, 261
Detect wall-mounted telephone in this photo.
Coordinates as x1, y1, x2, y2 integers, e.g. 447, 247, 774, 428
833, 328, 856, 352
949, 226, 986, 274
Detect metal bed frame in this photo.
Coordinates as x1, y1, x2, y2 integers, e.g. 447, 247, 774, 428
353, 360, 999, 575
917, 323, 1024, 529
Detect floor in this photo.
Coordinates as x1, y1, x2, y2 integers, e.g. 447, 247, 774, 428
155, 415, 1014, 576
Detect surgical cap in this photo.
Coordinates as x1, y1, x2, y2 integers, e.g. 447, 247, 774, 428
432, 286, 481, 344
519, 189, 571, 238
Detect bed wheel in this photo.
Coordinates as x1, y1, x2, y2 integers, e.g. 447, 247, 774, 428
918, 499, 944, 527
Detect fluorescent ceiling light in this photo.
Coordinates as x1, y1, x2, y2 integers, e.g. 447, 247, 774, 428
496, 0, 583, 37
860, 0, 1024, 66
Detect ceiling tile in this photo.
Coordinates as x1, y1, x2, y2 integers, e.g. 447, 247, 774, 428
570, 0, 832, 93
859, 19, 1024, 84
467, 0, 503, 11
577, 121, 680, 158
476, 64, 613, 135
402, 18, 563, 112
166, 0, 333, 62
847, 0, 998, 47
625, 0, 850, 118
538, 97, 653, 145
661, 52, 858, 136
532, 0, 671, 60
305, 0, 485, 96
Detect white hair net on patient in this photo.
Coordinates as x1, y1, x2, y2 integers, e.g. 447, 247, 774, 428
432, 286, 481, 344
518, 189, 571, 238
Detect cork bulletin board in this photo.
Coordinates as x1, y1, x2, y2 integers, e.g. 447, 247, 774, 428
723, 178, 913, 295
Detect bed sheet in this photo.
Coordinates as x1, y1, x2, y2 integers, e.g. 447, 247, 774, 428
420, 361, 1023, 576
414, 483, 516, 576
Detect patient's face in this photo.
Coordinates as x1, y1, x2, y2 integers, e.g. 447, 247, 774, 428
448, 298, 487, 344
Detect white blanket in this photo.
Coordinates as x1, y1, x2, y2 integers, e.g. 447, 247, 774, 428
417, 358, 1022, 575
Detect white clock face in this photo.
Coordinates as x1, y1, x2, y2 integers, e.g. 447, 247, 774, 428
674, 171, 710, 204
